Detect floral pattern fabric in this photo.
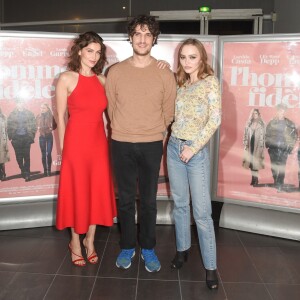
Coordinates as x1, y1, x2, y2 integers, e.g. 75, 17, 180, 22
171, 75, 221, 154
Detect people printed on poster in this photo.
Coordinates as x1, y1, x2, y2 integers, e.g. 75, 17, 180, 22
297, 125, 300, 189
0, 100, 59, 183
0, 36, 72, 199
242, 108, 265, 186
36, 103, 57, 177
218, 40, 300, 210
7, 99, 37, 182
0, 107, 10, 181
243, 104, 298, 192
265, 104, 298, 192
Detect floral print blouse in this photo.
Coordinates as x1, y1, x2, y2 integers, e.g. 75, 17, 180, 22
171, 75, 221, 154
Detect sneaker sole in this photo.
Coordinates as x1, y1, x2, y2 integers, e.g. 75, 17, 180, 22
145, 265, 161, 272
116, 251, 135, 269
141, 254, 161, 273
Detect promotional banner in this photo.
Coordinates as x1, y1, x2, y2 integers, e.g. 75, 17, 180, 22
0, 34, 70, 201
0, 32, 217, 201
217, 36, 300, 210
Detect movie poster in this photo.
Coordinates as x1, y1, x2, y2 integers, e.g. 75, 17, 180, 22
0, 34, 70, 201
0, 32, 217, 201
217, 36, 300, 210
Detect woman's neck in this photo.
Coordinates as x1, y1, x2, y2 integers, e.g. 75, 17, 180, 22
79, 66, 93, 77
188, 74, 199, 84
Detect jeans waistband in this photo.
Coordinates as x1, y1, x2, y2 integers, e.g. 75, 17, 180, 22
170, 135, 189, 144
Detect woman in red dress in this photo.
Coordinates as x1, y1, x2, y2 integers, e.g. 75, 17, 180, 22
56, 32, 116, 266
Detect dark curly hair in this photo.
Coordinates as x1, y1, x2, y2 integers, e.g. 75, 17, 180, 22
68, 31, 107, 75
127, 15, 160, 45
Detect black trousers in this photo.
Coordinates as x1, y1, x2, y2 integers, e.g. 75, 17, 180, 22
268, 147, 289, 185
11, 135, 32, 175
111, 140, 163, 249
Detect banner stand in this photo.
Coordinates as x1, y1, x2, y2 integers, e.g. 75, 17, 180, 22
219, 203, 300, 241
0, 199, 175, 231
0, 200, 56, 231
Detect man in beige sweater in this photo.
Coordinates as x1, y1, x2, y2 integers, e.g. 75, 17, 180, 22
106, 15, 176, 272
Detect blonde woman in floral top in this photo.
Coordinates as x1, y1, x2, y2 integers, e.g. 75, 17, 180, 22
167, 38, 221, 290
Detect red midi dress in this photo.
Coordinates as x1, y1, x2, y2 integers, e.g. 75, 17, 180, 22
56, 74, 116, 234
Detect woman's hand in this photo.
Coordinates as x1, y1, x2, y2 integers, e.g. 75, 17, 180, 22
180, 145, 194, 163
157, 60, 171, 69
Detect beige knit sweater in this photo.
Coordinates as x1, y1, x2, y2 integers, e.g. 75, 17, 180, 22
106, 58, 176, 142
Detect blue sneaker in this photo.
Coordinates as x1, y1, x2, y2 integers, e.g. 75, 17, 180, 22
116, 249, 135, 269
141, 249, 161, 272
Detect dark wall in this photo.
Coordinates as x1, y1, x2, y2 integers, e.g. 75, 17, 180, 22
274, 0, 300, 33
2, 0, 298, 34
131, 0, 274, 16
3, 0, 275, 22
2, 0, 128, 22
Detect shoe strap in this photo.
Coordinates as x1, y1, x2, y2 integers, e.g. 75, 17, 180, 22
69, 244, 84, 259
87, 252, 98, 261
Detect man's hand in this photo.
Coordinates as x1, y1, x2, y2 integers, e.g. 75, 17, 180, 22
157, 60, 171, 69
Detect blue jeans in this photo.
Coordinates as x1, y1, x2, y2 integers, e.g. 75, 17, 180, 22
167, 136, 217, 270
39, 134, 53, 172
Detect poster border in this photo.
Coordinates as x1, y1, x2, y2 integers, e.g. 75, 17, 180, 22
212, 33, 300, 214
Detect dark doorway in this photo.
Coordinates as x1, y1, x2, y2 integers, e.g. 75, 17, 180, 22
209, 20, 253, 35
159, 20, 254, 35
160, 21, 201, 35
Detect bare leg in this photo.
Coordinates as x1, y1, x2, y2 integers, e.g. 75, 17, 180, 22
83, 225, 98, 264
69, 228, 86, 266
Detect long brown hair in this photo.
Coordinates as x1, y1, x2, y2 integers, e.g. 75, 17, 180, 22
68, 31, 107, 75
246, 108, 264, 127
177, 38, 214, 87
41, 103, 53, 114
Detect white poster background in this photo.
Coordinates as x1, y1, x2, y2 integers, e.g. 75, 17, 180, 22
0, 32, 217, 202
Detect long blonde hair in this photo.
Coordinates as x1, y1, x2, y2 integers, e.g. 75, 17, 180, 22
176, 38, 214, 87
41, 103, 53, 115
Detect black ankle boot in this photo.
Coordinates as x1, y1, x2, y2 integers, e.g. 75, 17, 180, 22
0, 164, 5, 181
171, 250, 188, 269
250, 176, 254, 185
253, 176, 258, 186
206, 269, 218, 290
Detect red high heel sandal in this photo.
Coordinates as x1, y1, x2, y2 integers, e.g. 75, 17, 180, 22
83, 238, 98, 264
68, 244, 86, 267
